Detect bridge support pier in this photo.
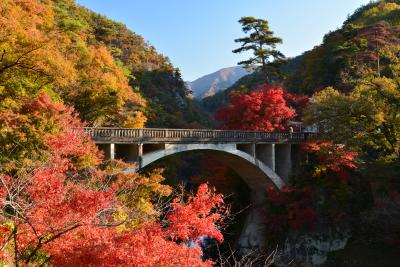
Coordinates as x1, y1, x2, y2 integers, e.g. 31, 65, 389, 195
275, 144, 292, 183
237, 189, 268, 255
98, 143, 115, 160
256, 144, 275, 171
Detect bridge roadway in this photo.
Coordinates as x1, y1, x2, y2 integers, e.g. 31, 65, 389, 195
85, 127, 317, 253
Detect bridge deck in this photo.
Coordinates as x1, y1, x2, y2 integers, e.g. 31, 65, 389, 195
84, 127, 317, 144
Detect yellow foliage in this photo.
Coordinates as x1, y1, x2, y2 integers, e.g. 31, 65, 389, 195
108, 168, 172, 228
364, 2, 400, 18
306, 77, 400, 159
123, 111, 147, 128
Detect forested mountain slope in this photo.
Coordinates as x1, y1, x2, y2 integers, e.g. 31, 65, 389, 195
0, 0, 211, 129
58, 0, 213, 128
284, 0, 400, 94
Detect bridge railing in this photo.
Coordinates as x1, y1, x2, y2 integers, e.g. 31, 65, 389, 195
84, 127, 318, 143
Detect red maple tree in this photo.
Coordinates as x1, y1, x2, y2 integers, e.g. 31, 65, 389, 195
215, 85, 296, 131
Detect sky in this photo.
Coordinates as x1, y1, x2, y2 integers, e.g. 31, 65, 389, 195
76, 0, 371, 81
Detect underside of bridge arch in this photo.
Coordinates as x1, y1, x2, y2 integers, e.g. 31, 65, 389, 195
140, 143, 285, 191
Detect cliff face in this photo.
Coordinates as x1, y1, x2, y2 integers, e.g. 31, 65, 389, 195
188, 66, 251, 99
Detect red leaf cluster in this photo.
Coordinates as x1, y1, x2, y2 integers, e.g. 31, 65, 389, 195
302, 141, 358, 177
167, 184, 224, 244
215, 85, 296, 131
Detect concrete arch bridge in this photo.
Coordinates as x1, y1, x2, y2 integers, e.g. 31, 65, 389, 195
85, 127, 317, 252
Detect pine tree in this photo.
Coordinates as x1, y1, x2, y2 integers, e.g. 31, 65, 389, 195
233, 17, 285, 80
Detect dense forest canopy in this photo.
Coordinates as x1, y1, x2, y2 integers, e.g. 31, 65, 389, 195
1, 0, 400, 265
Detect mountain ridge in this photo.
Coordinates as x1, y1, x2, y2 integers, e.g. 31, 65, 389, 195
187, 66, 251, 99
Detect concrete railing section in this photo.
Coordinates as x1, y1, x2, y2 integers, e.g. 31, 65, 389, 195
84, 127, 318, 144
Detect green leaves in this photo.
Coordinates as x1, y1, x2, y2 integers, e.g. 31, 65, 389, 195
305, 77, 400, 161
233, 16, 285, 80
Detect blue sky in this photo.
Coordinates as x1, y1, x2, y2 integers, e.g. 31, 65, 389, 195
76, 0, 370, 81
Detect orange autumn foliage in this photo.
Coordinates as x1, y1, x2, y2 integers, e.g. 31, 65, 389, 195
0, 0, 146, 127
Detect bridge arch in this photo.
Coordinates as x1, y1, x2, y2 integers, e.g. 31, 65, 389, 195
140, 143, 285, 190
